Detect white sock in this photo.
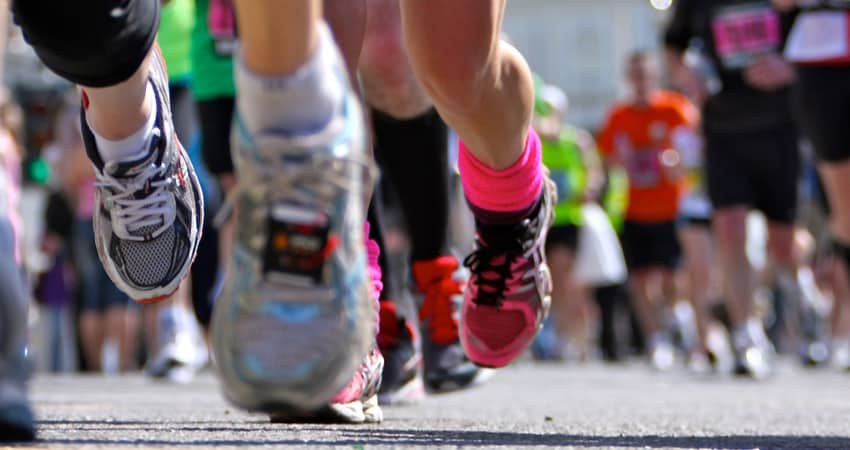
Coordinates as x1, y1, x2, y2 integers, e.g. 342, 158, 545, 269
88, 83, 157, 163
235, 23, 344, 135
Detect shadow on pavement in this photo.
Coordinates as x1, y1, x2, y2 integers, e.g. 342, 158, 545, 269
31, 423, 850, 449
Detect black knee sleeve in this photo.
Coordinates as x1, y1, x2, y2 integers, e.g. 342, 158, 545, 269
372, 107, 450, 262
196, 97, 236, 176
12, 0, 160, 87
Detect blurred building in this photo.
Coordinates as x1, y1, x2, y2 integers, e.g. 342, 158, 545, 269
505, 0, 671, 130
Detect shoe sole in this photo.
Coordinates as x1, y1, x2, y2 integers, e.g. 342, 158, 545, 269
0, 404, 35, 442
268, 394, 382, 424
426, 367, 495, 393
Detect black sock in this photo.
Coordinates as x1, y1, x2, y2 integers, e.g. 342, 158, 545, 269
372, 107, 450, 262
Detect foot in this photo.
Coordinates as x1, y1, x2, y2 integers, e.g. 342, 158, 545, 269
460, 178, 556, 368
211, 79, 377, 412
0, 354, 34, 442
82, 46, 204, 303
146, 306, 208, 383
732, 323, 773, 380
649, 332, 676, 372
377, 301, 425, 405
414, 256, 486, 391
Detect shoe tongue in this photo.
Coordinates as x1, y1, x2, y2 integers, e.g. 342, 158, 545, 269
105, 148, 158, 179
477, 221, 527, 250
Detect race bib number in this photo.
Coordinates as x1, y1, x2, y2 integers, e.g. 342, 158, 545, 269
626, 150, 663, 189
785, 11, 850, 63
712, 3, 781, 69
209, 0, 237, 56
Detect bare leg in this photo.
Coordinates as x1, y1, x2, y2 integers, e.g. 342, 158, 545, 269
360, 0, 431, 118
679, 225, 714, 351
79, 312, 104, 372
630, 270, 660, 338
399, 0, 533, 169
83, 55, 154, 141
713, 207, 753, 328
234, 1, 321, 76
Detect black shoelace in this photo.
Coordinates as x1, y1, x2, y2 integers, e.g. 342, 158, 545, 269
463, 218, 537, 307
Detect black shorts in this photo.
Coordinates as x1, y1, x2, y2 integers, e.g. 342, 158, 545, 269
794, 65, 850, 163
705, 126, 800, 224
196, 96, 235, 176
546, 224, 579, 253
620, 220, 681, 271
12, 0, 160, 87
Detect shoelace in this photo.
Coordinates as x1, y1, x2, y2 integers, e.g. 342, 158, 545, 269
95, 143, 174, 241
463, 216, 540, 307
419, 277, 463, 344
215, 147, 377, 242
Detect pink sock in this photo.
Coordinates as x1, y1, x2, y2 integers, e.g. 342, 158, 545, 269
458, 129, 544, 222
364, 222, 382, 336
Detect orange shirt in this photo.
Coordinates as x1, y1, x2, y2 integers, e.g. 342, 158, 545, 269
598, 91, 698, 223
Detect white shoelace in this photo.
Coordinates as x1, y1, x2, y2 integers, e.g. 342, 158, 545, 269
96, 160, 174, 241
214, 150, 376, 231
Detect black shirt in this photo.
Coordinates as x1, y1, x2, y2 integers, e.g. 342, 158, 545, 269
664, 0, 797, 134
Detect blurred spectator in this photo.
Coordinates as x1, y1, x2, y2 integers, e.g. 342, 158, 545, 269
598, 51, 697, 370
53, 100, 140, 373
532, 84, 607, 361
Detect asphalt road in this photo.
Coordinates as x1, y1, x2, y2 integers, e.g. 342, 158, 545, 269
11, 362, 850, 450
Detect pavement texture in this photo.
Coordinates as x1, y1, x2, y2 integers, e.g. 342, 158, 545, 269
9, 362, 850, 449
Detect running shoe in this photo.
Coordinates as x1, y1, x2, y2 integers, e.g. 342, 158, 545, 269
414, 256, 485, 390
0, 346, 33, 442
831, 338, 850, 371
460, 178, 556, 368
83, 46, 204, 303
146, 305, 209, 383
211, 74, 377, 412
732, 322, 773, 380
377, 301, 425, 405
649, 332, 676, 371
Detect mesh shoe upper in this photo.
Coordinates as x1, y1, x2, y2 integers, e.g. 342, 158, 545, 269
83, 47, 202, 302
460, 178, 555, 368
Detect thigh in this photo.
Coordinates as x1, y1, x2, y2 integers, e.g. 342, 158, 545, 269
752, 127, 800, 224
795, 66, 850, 164
705, 132, 755, 211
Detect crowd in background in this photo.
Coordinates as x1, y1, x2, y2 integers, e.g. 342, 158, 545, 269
0, 0, 846, 379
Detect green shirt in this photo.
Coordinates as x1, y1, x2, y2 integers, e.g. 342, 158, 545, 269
541, 127, 588, 227
190, 0, 235, 100
158, 0, 195, 82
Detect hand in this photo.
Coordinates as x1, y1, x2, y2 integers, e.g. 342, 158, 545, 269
671, 64, 709, 106
744, 53, 796, 91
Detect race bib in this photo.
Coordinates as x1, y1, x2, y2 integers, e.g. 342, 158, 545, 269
785, 11, 850, 63
712, 3, 781, 69
209, 0, 237, 56
627, 150, 663, 189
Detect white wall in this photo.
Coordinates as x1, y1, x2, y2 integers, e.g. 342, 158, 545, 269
504, 0, 670, 130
